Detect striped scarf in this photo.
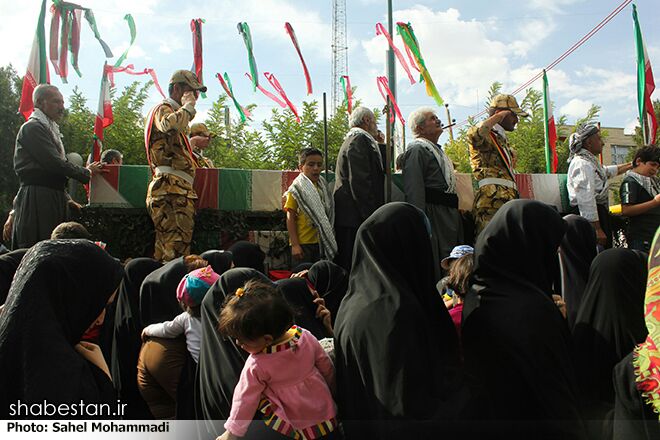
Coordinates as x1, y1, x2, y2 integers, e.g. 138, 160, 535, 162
287, 174, 337, 260
29, 109, 65, 159
626, 170, 660, 197
409, 137, 457, 194
345, 127, 382, 169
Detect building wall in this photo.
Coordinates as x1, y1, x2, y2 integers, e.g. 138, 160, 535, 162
601, 126, 637, 165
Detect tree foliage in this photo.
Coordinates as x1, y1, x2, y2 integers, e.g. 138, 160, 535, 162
443, 81, 602, 175
0, 66, 23, 213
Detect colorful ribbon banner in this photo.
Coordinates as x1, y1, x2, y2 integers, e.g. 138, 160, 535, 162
238, 22, 259, 91
340, 75, 353, 114
246, 72, 287, 108
49, 0, 113, 83
191, 18, 206, 98
396, 22, 444, 106
376, 76, 405, 126
93, 63, 165, 161
284, 22, 313, 95
264, 72, 300, 123
113, 14, 136, 68
375, 23, 415, 85
216, 72, 251, 122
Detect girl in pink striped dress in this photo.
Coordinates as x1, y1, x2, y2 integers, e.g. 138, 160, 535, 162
217, 279, 338, 440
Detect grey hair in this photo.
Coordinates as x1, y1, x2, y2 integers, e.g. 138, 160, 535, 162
32, 84, 58, 106
101, 149, 123, 164
349, 106, 374, 128
408, 107, 437, 135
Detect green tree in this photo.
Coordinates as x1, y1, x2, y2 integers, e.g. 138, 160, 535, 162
202, 95, 273, 169
59, 86, 94, 159
104, 81, 152, 165
0, 65, 23, 214
443, 82, 597, 174
59, 81, 153, 165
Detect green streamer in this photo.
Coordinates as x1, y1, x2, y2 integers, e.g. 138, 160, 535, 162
224, 73, 248, 123
237, 22, 258, 91
114, 14, 136, 67
397, 22, 443, 105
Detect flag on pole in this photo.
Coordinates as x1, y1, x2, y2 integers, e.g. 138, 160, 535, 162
92, 63, 113, 162
92, 63, 165, 162
19, 0, 50, 120
542, 70, 558, 173
191, 18, 206, 98
633, 4, 657, 145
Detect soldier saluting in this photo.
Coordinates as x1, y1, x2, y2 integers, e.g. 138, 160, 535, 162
145, 70, 206, 261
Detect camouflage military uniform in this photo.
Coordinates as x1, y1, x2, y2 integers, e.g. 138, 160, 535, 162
468, 123, 519, 234
146, 98, 198, 262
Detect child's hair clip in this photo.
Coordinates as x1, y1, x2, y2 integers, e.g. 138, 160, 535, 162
235, 287, 245, 298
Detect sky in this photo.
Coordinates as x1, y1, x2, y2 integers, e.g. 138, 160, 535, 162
1, 0, 658, 142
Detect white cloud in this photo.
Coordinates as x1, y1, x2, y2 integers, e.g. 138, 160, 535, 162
509, 19, 556, 57
560, 98, 593, 119
526, 0, 586, 13
359, 6, 511, 109
192, 108, 210, 124
112, 44, 146, 60
624, 118, 639, 135
194, 0, 332, 61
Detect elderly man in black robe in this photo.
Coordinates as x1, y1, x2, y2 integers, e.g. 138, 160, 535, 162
402, 107, 462, 278
333, 106, 385, 271
11, 84, 104, 249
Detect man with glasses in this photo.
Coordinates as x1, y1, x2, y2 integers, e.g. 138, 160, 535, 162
468, 94, 528, 235
144, 70, 207, 261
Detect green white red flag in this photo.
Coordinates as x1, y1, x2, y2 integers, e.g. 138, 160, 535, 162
633, 4, 657, 144
19, 0, 50, 120
92, 64, 165, 161
542, 70, 558, 173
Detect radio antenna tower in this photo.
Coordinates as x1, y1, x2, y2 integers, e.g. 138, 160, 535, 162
331, 0, 348, 115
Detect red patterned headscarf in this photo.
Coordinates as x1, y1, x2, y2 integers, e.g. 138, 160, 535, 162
633, 228, 660, 415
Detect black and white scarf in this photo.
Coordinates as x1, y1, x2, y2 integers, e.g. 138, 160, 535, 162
626, 170, 660, 197
287, 174, 337, 260
408, 137, 457, 194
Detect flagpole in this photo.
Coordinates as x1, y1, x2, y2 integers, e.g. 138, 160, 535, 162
323, 92, 329, 180
542, 70, 552, 174
386, 0, 395, 201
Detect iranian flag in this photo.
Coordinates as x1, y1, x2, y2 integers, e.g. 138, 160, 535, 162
92, 63, 113, 162
633, 4, 657, 145
18, 0, 50, 120
542, 70, 558, 173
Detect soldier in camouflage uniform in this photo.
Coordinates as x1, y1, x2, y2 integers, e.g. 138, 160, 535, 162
189, 123, 215, 168
145, 70, 207, 261
468, 94, 528, 235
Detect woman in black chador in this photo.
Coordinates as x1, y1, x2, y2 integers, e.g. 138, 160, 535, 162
0, 240, 123, 418
572, 248, 647, 438
462, 200, 587, 439
334, 202, 470, 439
558, 214, 598, 328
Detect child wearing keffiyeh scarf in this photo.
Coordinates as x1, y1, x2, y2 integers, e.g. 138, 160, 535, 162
284, 148, 337, 265
620, 145, 660, 252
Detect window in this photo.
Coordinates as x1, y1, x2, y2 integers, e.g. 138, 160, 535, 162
611, 145, 632, 165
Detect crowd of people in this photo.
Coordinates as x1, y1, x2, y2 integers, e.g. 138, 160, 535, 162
0, 69, 659, 440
